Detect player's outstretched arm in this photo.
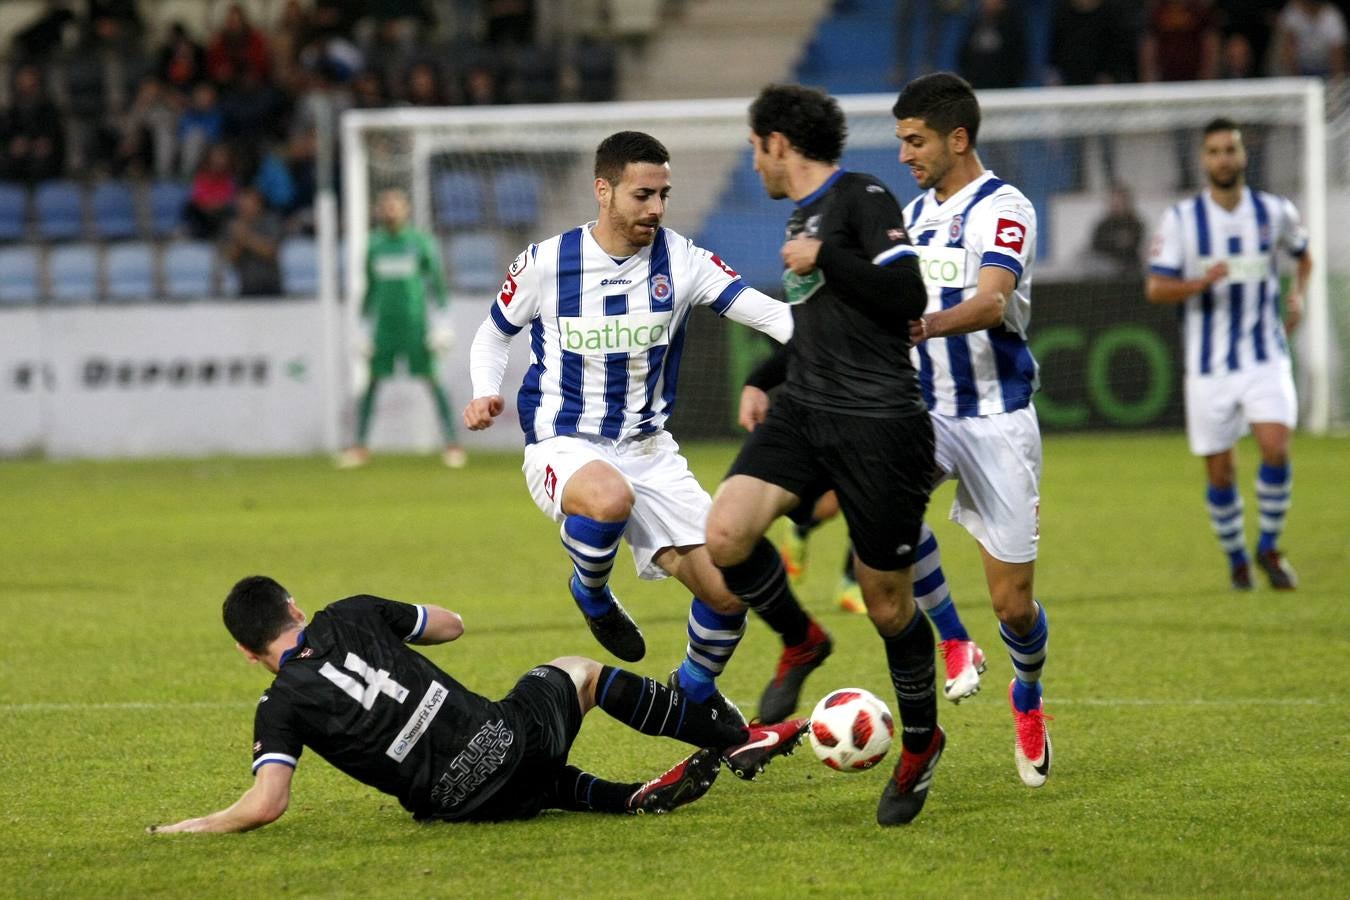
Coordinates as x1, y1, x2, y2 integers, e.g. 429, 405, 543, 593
1146, 262, 1227, 305
148, 762, 292, 835
411, 605, 465, 645
919, 265, 1011, 340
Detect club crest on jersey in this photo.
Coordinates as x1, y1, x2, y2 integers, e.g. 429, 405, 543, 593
650, 274, 672, 302
948, 215, 964, 243
994, 218, 1026, 253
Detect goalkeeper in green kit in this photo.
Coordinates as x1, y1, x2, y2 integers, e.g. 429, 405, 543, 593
339, 189, 467, 469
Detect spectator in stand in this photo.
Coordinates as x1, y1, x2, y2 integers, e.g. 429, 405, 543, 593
960, 0, 1029, 89
221, 70, 289, 143
363, 1, 436, 58
483, 0, 536, 46
221, 186, 283, 297
157, 21, 209, 99
403, 61, 448, 106
461, 63, 503, 106
254, 143, 299, 216
1049, 0, 1137, 190
1278, 0, 1347, 77
82, 0, 142, 50
1089, 184, 1146, 273
1141, 0, 1222, 189
112, 75, 178, 179
311, 0, 364, 40
12, 2, 78, 62
1215, 1, 1283, 77
178, 82, 224, 178
185, 142, 237, 239
207, 3, 272, 90
1140, 0, 1222, 82
352, 70, 388, 109
270, 0, 314, 93
0, 63, 66, 184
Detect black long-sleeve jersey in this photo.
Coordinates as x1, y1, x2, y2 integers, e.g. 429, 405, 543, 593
780, 169, 928, 417
250, 596, 524, 821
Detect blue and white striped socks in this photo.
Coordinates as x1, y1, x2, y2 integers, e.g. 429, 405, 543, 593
676, 598, 747, 703
912, 523, 971, 643
1002, 601, 1048, 713
1206, 484, 1248, 568
1255, 462, 1292, 554
562, 514, 626, 616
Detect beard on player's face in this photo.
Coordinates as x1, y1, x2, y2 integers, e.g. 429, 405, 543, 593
609, 203, 661, 247
1207, 168, 1242, 189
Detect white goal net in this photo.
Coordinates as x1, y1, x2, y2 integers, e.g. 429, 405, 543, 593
335, 79, 1339, 451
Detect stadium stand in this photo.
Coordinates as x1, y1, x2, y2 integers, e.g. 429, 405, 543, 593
445, 231, 504, 292
149, 181, 190, 240
34, 181, 85, 242
91, 181, 140, 241
280, 236, 318, 296
0, 244, 40, 304
47, 243, 101, 304
433, 171, 487, 231
0, 183, 29, 241
162, 240, 216, 299
104, 241, 157, 302
492, 167, 541, 231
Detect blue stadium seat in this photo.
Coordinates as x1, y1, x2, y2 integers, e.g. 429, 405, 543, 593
0, 182, 29, 241
91, 181, 139, 240
445, 232, 504, 292
162, 241, 216, 299
149, 180, 189, 239
104, 242, 156, 302
0, 245, 40, 304
493, 168, 540, 229
433, 171, 486, 230
48, 243, 101, 304
280, 237, 319, 296
35, 180, 85, 241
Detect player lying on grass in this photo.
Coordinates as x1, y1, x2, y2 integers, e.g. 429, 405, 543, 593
148, 576, 808, 833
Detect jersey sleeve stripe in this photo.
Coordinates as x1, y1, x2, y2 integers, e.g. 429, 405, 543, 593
252, 753, 298, 773
710, 280, 748, 315
1149, 264, 1183, 278
489, 303, 523, 335
404, 604, 429, 642
979, 251, 1023, 279
872, 245, 918, 266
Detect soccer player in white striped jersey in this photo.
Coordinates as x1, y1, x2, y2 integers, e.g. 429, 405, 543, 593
1146, 117, 1309, 591
464, 132, 793, 726
895, 72, 1051, 787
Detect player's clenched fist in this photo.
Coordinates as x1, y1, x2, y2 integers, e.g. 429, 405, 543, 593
463, 395, 504, 430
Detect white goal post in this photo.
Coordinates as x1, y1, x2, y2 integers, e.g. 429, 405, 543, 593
332, 78, 1335, 450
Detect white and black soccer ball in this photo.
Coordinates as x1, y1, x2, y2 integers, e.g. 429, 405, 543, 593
808, 688, 895, 772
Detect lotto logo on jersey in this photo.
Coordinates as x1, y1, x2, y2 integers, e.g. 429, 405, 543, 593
710, 254, 739, 279
994, 218, 1026, 253
497, 273, 518, 307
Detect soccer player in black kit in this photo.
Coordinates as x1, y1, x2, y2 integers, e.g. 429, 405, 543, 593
147, 576, 807, 833
704, 84, 941, 826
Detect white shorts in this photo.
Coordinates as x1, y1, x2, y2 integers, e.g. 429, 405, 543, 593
522, 431, 711, 581
932, 404, 1042, 564
1185, 361, 1297, 456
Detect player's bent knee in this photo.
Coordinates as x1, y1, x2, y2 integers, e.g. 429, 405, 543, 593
546, 656, 603, 711
704, 512, 753, 568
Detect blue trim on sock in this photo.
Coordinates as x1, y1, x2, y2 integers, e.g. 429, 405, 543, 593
1257, 462, 1289, 485
690, 598, 747, 631
585, 776, 596, 810
597, 666, 621, 706
570, 575, 615, 618
1229, 548, 1251, 567
1206, 484, 1237, 506
675, 696, 687, 735
677, 660, 715, 703
1011, 678, 1042, 712
563, 513, 628, 548
925, 597, 970, 643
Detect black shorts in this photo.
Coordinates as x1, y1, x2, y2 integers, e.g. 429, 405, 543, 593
465, 665, 584, 822
728, 394, 934, 571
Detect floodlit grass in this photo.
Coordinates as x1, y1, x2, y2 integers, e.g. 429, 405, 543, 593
1, 433, 1347, 898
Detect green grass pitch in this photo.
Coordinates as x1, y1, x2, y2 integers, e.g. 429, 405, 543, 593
1, 433, 1347, 898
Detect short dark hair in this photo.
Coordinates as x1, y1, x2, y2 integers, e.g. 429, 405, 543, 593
892, 72, 981, 146
749, 84, 846, 164
223, 575, 294, 653
1203, 117, 1241, 137
594, 131, 670, 184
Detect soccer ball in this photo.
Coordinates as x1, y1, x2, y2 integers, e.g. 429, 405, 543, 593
808, 688, 894, 772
